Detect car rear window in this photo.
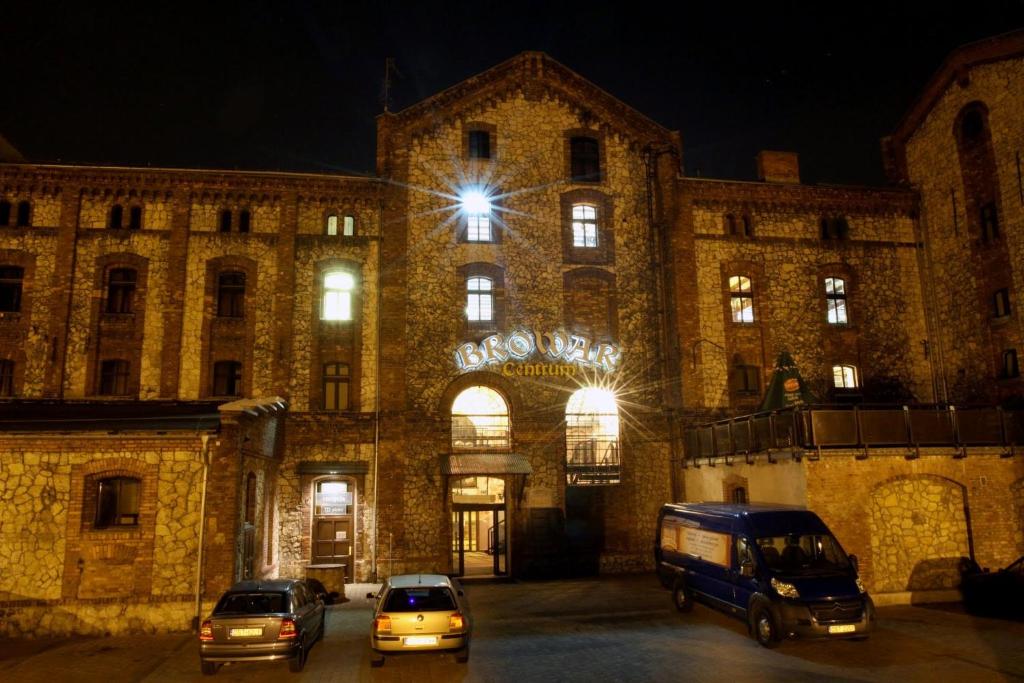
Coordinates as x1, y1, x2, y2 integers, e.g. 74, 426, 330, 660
215, 592, 288, 615
383, 587, 457, 612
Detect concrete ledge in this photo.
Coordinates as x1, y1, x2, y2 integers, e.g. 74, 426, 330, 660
872, 589, 962, 606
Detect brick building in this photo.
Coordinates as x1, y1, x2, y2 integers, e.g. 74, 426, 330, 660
1, 33, 1023, 636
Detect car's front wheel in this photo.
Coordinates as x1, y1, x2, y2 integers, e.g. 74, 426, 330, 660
753, 605, 780, 648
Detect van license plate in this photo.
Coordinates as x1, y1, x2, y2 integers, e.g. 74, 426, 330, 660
230, 628, 263, 637
404, 636, 438, 646
828, 624, 856, 634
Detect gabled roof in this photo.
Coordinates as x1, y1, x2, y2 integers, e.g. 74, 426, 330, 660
384, 51, 676, 144
888, 29, 1024, 146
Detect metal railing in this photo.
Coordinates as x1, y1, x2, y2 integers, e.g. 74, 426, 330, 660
684, 405, 1024, 461
566, 436, 620, 485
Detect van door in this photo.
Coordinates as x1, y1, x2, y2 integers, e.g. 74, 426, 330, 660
732, 536, 758, 616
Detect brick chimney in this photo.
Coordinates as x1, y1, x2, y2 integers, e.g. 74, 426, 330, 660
756, 150, 800, 184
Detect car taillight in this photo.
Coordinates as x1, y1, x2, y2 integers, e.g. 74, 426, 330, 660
278, 618, 298, 639
449, 613, 465, 631
373, 615, 392, 634
199, 620, 214, 641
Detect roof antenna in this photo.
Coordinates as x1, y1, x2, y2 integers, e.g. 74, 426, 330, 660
383, 57, 403, 113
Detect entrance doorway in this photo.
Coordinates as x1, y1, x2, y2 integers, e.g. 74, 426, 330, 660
312, 478, 355, 582
450, 476, 507, 577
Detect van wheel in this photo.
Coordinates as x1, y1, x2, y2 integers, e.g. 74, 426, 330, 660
200, 661, 218, 676
672, 581, 694, 613
753, 606, 780, 648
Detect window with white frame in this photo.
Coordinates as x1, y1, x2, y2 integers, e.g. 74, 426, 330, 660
466, 211, 491, 242
825, 276, 848, 324
466, 276, 493, 322
322, 270, 355, 321
343, 215, 355, 236
729, 275, 754, 323
326, 214, 338, 236
572, 204, 598, 247
832, 364, 858, 389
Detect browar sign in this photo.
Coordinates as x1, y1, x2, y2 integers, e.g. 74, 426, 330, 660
454, 328, 622, 377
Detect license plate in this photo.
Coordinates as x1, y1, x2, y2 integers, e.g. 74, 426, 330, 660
230, 627, 263, 637
828, 624, 856, 634
403, 636, 438, 647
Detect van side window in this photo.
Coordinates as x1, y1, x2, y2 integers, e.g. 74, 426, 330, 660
735, 537, 755, 567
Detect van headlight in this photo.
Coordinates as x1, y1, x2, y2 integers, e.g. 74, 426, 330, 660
855, 577, 867, 594
770, 577, 800, 599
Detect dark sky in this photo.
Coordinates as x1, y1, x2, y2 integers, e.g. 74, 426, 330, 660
3, 1, 1024, 185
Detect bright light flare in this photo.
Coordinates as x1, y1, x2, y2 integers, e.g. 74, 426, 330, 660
460, 188, 491, 215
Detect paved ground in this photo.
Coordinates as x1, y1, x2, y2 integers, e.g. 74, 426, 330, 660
2, 575, 1023, 682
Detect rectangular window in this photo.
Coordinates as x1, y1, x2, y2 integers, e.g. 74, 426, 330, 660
466, 213, 491, 242
238, 210, 251, 233
219, 209, 232, 232
0, 266, 24, 312
99, 359, 130, 395
95, 477, 140, 528
730, 365, 760, 395
825, 277, 848, 324
572, 204, 598, 247
106, 268, 137, 314
570, 137, 601, 182
217, 272, 246, 318
468, 130, 491, 160
322, 362, 350, 411
322, 271, 355, 321
0, 359, 14, 396
728, 275, 754, 323
0, 201, 10, 226
832, 364, 858, 388
466, 277, 493, 322
994, 288, 1011, 318
213, 361, 243, 396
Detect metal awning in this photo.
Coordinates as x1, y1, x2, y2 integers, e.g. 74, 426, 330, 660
442, 453, 532, 475
297, 461, 369, 475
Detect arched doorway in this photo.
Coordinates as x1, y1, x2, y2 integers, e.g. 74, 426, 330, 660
449, 386, 510, 577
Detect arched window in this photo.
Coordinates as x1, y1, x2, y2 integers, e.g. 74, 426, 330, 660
451, 386, 510, 450
129, 206, 142, 230
729, 275, 754, 323
343, 215, 355, 236
572, 204, 598, 247
960, 108, 985, 146
0, 359, 14, 396
98, 359, 130, 395
0, 266, 24, 312
570, 136, 601, 182
1003, 350, 1020, 379
212, 360, 243, 396
94, 476, 141, 528
109, 204, 124, 229
832, 364, 858, 389
741, 214, 753, 237
732, 486, 748, 504
219, 209, 232, 233
326, 214, 338, 236
217, 271, 246, 318
825, 276, 848, 324
238, 209, 251, 233
322, 270, 355, 321
15, 201, 30, 227
725, 213, 737, 235
0, 200, 10, 226
466, 276, 493, 322
566, 387, 620, 485
106, 268, 137, 314
322, 362, 350, 411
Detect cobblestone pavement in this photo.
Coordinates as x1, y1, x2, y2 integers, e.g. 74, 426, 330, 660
2, 575, 1023, 682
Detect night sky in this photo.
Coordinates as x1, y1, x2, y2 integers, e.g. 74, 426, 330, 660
3, 1, 1024, 185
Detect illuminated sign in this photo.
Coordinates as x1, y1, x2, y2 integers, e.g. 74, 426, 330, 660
454, 328, 621, 373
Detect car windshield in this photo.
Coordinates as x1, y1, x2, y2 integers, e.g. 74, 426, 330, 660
756, 534, 850, 575
215, 592, 288, 615
383, 587, 457, 612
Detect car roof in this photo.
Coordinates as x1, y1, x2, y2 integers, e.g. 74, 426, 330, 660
226, 579, 302, 592
386, 574, 453, 589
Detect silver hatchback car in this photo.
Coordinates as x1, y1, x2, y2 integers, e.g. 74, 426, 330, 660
368, 574, 471, 665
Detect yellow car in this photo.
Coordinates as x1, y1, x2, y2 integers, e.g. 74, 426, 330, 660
367, 574, 471, 665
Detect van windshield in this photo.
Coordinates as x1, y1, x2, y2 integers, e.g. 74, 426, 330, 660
756, 534, 850, 575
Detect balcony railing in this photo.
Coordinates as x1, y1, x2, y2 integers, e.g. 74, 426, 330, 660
566, 436, 620, 486
684, 405, 1024, 461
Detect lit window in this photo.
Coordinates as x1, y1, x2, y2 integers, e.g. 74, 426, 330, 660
468, 130, 491, 160
99, 359, 130, 395
217, 271, 245, 318
825, 277, 848, 324
570, 136, 601, 182
466, 276, 493, 322
0, 359, 14, 396
213, 360, 243, 396
467, 212, 491, 242
106, 268, 137, 314
343, 215, 355, 236
322, 271, 355, 321
451, 386, 509, 449
729, 275, 754, 323
994, 288, 1011, 318
326, 214, 338, 236
572, 204, 598, 247
566, 387, 620, 486
0, 266, 24, 312
94, 476, 140, 528
322, 362, 350, 411
832, 364, 858, 389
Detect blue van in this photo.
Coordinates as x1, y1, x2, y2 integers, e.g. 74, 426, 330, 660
656, 503, 875, 647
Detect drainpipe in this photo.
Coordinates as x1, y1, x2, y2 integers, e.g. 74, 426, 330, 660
193, 433, 212, 630
371, 196, 383, 581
